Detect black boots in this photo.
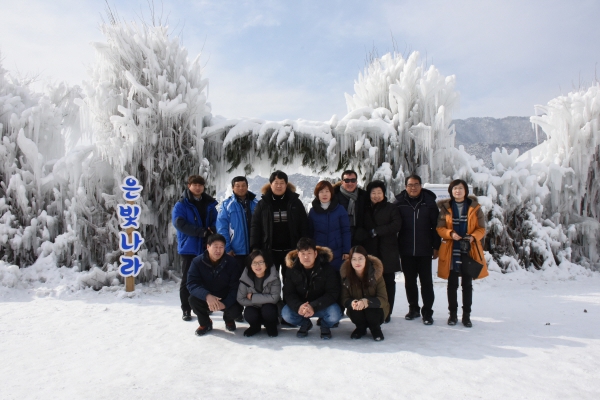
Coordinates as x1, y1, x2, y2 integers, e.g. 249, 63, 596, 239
297, 319, 313, 338
462, 313, 472, 328
350, 327, 367, 339
405, 309, 421, 320
243, 324, 261, 337
265, 323, 278, 337
447, 311, 458, 326
182, 310, 192, 321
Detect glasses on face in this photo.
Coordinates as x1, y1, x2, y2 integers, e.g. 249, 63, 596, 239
406, 183, 421, 188
251, 260, 266, 266
343, 178, 357, 183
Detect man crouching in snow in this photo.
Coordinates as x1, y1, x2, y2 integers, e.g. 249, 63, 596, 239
187, 234, 243, 336
281, 238, 342, 339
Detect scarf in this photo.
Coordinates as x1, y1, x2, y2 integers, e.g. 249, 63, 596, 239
451, 200, 468, 272
320, 201, 331, 210
339, 186, 359, 226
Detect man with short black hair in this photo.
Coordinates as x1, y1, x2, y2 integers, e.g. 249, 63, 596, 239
172, 175, 218, 321
187, 234, 243, 336
250, 170, 309, 278
393, 174, 441, 325
281, 238, 342, 339
333, 170, 369, 246
216, 176, 258, 274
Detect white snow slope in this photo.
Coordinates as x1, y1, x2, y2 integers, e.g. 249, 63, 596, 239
1, 266, 599, 400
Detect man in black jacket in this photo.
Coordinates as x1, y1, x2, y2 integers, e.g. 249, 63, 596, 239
250, 170, 309, 279
393, 174, 441, 325
281, 238, 342, 339
333, 170, 369, 246
187, 234, 243, 336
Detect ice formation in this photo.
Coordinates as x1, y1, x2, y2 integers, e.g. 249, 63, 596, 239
0, 19, 598, 291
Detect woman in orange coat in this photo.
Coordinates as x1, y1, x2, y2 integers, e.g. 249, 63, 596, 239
436, 179, 488, 328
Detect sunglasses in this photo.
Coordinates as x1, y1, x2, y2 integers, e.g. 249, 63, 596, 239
343, 178, 357, 183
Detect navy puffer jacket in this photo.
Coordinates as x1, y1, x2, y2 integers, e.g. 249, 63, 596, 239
308, 197, 351, 270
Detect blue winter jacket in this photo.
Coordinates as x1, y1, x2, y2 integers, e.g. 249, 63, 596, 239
186, 252, 239, 308
172, 190, 218, 255
216, 192, 258, 255
308, 198, 351, 270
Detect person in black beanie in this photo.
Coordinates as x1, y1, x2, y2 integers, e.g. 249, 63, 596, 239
363, 180, 402, 323
250, 170, 309, 280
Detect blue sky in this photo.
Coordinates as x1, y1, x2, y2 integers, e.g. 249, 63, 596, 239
1, 0, 599, 121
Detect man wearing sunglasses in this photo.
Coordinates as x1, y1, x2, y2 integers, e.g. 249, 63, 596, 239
333, 170, 369, 246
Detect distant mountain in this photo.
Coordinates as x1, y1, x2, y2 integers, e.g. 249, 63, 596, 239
452, 116, 544, 166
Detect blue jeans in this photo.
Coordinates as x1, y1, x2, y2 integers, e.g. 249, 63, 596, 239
282, 303, 342, 328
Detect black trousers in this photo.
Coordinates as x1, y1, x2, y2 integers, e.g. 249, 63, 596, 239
188, 295, 243, 327
448, 270, 473, 315
382, 273, 397, 316
271, 249, 291, 281
179, 254, 196, 312
401, 255, 435, 318
347, 308, 384, 330
244, 303, 279, 327
234, 255, 247, 278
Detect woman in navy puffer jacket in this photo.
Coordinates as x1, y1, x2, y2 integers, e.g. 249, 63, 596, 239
308, 181, 351, 270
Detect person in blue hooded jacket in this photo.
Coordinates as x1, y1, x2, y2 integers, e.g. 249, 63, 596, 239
308, 180, 351, 271
172, 175, 218, 322
216, 176, 258, 274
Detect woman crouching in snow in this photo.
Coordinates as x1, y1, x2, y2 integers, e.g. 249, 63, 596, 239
340, 246, 389, 341
237, 250, 281, 337
436, 179, 488, 328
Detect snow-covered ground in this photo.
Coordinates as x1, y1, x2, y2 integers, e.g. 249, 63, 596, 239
1, 263, 599, 400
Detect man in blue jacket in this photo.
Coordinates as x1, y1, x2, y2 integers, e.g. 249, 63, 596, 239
172, 175, 218, 321
393, 174, 441, 325
187, 234, 243, 336
216, 176, 258, 274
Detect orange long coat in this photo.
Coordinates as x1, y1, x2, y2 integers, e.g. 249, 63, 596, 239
436, 196, 488, 280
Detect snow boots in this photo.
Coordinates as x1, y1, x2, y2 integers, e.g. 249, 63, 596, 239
243, 324, 261, 337
195, 319, 213, 336
462, 313, 473, 328
447, 312, 458, 326
350, 327, 367, 339
297, 319, 313, 338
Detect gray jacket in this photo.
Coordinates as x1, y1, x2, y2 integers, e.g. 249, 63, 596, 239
237, 266, 281, 307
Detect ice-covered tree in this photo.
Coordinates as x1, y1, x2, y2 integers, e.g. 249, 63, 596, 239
77, 17, 211, 278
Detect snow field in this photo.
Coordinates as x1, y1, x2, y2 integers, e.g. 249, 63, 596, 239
1, 268, 599, 399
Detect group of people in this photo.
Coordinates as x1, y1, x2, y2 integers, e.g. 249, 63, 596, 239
171, 170, 489, 340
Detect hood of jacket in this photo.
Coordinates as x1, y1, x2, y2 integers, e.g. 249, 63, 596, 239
339, 255, 383, 281
260, 182, 297, 194
284, 246, 334, 268
437, 195, 480, 211
395, 188, 437, 204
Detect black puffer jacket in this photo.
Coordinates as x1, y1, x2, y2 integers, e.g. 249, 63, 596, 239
249, 183, 309, 251
333, 182, 370, 245
393, 189, 441, 256
363, 200, 402, 273
283, 247, 340, 313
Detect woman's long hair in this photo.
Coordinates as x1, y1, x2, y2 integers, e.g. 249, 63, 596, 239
346, 245, 371, 289
245, 250, 271, 280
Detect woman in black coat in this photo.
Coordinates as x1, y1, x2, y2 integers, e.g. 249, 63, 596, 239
363, 180, 402, 322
